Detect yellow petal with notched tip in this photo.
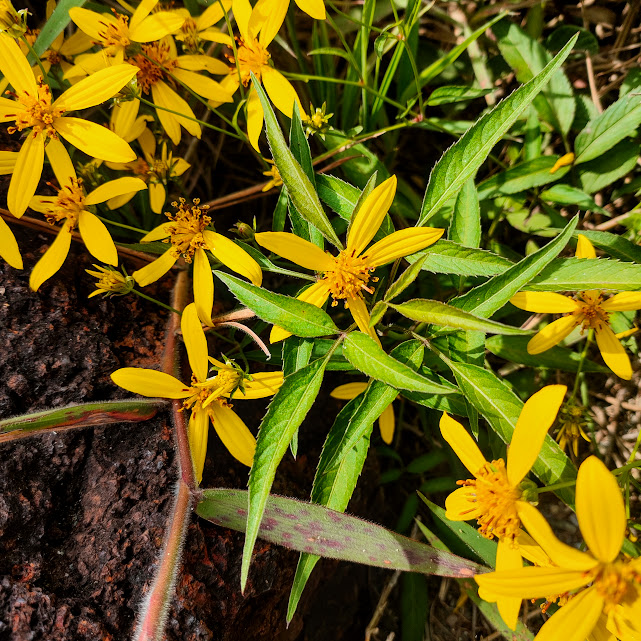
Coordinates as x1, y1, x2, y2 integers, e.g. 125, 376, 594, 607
365, 227, 444, 268
510, 291, 579, 313
55, 64, 138, 112
0, 217, 22, 269
594, 322, 632, 380
379, 404, 395, 444
255, 231, 334, 272
45, 138, 76, 186
347, 297, 380, 345
601, 291, 641, 311
232, 0, 254, 42
209, 402, 255, 467
0, 33, 37, 96
69, 7, 119, 41
294, 0, 326, 19
172, 69, 233, 103
347, 175, 397, 256
8, 131, 44, 218
535, 587, 603, 641
577, 456, 626, 563
495, 541, 522, 631
29, 225, 72, 291
576, 234, 596, 259
181, 302, 209, 383
78, 211, 118, 265
527, 314, 580, 354
188, 408, 209, 484
330, 382, 368, 399
149, 182, 166, 213
193, 247, 214, 327
236, 372, 284, 399
130, 12, 185, 42
262, 67, 303, 118
252, 0, 288, 47
203, 230, 262, 286
507, 384, 566, 486
151, 81, 201, 144
270, 280, 330, 343
55, 117, 136, 163
197, 0, 232, 29
444, 486, 480, 521
440, 412, 486, 476
246, 85, 264, 152
177, 55, 230, 75
85, 177, 147, 206
133, 250, 177, 286
141, 223, 171, 242
111, 367, 191, 399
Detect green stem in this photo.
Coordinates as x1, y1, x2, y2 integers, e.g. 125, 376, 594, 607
536, 479, 578, 494
97, 215, 147, 235
568, 329, 593, 403
21, 35, 49, 82
612, 460, 641, 476
132, 289, 182, 315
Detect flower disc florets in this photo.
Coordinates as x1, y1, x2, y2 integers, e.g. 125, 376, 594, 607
177, 17, 201, 54
595, 560, 641, 613
7, 77, 65, 138
131, 42, 177, 93
100, 11, 131, 50
230, 38, 270, 85
45, 178, 85, 229
574, 291, 610, 331
163, 198, 211, 262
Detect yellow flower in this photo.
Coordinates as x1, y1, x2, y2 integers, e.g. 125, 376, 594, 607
261, 159, 282, 192
331, 382, 395, 444
550, 152, 575, 174
86, 264, 135, 298
440, 385, 567, 629
133, 198, 262, 326
0, 216, 22, 269
28, 139, 147, 290
555, 402, 591, 457
111, 303, 283, 483
510, 235, 641, 380
0, 0, 27, 38
0, 34, 138, 217
173, 0, 233, 54
255, 175, 443, 343
223, 0, 306, 151
476, 456, 641, 641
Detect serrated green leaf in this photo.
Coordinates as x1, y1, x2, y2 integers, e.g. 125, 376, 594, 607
578, 140, 639, 193
32, 0, 86, 59
450, 179, 481, 249
426, 85, 493, 106
343, 333, 458, 395
316, 173, 359, 219
391, 299, 530, 335
486, 335, 609, 373
409, 241, 514, 277
215, 271, 339, 337
251, 76, 342, 248
539, 184, 608, 214
368, 301, 387, 328
241, 356, 329, 591
384, 256, 429, 302
575, 87, 641, 163
418, 34, 578, 225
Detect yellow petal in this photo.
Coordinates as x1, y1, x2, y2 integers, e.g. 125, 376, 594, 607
594, 322, 632, 380
107, 192, 135, 210
133, 250, 177, 286
495, 541, 522, 631
188, 408, 209, 484
378, 404, 395, 445
347, 297, 380, 344
0, 96, 26, 123
0, 33, 37, 96
8, 131, 44, 218
198, 29, 233, 45
527, 315, 580, 354
510, 291, 579, 313
576, 234, 596, 259
515, 530, 552, 568
172, 69, 233, 102
85, 177, 147, 205
130, 12, 185, 42
69, 7, 119, 41
78, 211, 118, 265
601, 292, 641, 312
45, 138, 76, 186
270, 324, 292, 343
270, 281, 330, 343
253, 0, 288, 47
577, 456, 625, 564
172, 158, 190, 177
197, 0, 232, 29
55, 64, 138, 111
55, 117, 136, 163
29, 226, 72, 291
130, 0, 159, 31
111, 367, 191, 399
347, 175, 397, 256
444, 486, 480, 521
330, 382, 368, 399
209, 402, 256, 466
28, 196, 56, 215
246, 85, 263, 152
535, 587, 604, 641
294, 0, 326, 19
0, 150, 17, 175
232, 0, 254, 42
181, 302, 209, 382
262, 67, 303, 119
151, 81, 201, 144
58, 29, 94, 57
110, 98, 140, 141
507, 384, 566, 486
439, 412, 486, 476
236, 372, 284, 399
364, 227, 444, 267
149, 182, 166, 213
177, 55, 230, 75
202, 230, 262, 286
193, 247, 214, 327
549, 152, 575, 174
254, 231, 335, 272
141, 223, 170, 242
0, 217, 22, 269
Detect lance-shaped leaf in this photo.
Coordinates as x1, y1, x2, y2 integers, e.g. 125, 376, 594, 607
215, 271, 339, 337
578, 140, 639, 194
250, 75, 342, 248
409, 241, 514, 277
539, 184, 608, 215
343, 332, 458, 395
0, 399, 164, 443
417, 33, 578, 225
32, 0, 86, 59
390, 299, 530, 335
197, 489, 484, 577
241, 356, 329, 591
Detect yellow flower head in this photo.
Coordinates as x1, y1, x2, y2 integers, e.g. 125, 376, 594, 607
476, 456, 641, 641
302, 103, 333, 139
555, 402, 591, 457
261, 160, 282, 192
255, 175, 443, 343
111, 303, 283, 483
510, 235, 641, 380
0, 0, 27, 38
86, 264, 135, 298
173, 0, 233, 55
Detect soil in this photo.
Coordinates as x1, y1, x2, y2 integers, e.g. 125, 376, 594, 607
0, 228, 384, 641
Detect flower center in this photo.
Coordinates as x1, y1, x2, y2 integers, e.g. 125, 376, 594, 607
43, 178, 86, 229
322, 249, 373, 304
163, 198, 211, 262
459, 459, 522, 544
177, 17, 201, 54
99, 12, 131, 50
7, 78, 65, 138
575, 292, 609, 331
594, 560, 641, 614
130, 42, 177, 94
183, 369, 242, 412
230, 38, 270, 85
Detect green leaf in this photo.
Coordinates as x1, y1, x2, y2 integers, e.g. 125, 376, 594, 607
215, 271, 339, 337
316, 173, 359, 219
575, 87, 641, 163
450, 179, 481, 249
391, 299, 530, 335
343, 332, 458, 395
197, 489, 485, 577
401, 573, 429, 641
539, 184, 609, 214
409, 241, 514, 277
426, 85, 493, 106
486, 335, 609, 373
250, 76, 342, 248
545, 26, 598, 55
577, 140, 639, 193
418, 33, 578, 225
307, 46, 354, 62
241, 356, 329, 591
384, 256, 429, 302
32, 0, 86, 59
0, 399, 163, 443
450, 216, 578, 317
